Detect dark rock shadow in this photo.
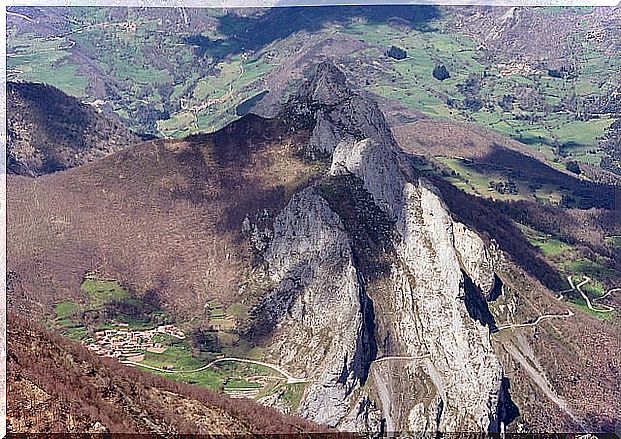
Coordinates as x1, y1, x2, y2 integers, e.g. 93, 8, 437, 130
462, 270, 497, 333
492, 377, 520, 432
184, 5, 441, 60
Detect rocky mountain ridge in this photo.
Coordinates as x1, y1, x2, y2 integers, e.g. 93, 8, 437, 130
8, 60, 621, 434
246, 61, 508, 432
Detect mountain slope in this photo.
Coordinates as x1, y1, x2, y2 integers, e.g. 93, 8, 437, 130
7, 314, 325, 434
7, 81, 141, 176
8, 62, 621, 434
8, 114, 317, 317
245, 62, 621, 432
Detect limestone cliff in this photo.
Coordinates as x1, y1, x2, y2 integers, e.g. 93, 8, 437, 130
253, 62, 506, 432
330, 138, 503, 431
257, 187, 378, 427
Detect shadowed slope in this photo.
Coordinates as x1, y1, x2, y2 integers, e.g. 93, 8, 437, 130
7, 81, 141, 176
8, 114, 318, 317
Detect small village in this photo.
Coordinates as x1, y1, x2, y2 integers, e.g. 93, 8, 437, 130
86, 323, 186, 361
496, 62, 540, 77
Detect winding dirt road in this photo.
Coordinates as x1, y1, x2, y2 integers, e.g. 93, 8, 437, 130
7, 11, 34, 22
595, 287, 621, 302
559, 275, 616, 313
556, 275, 577, 301
497, 272, 619, 331
125, 353, 434, 388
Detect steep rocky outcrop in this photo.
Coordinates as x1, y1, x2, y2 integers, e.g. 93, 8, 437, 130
283, 62, 396, 159
9, 55, 620, 434
258, 187, 378, 427
330, 139, 503, 431
254, 62, 505, 432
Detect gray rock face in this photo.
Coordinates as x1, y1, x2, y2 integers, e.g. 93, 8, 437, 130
260, 187, 376, 427
331, 138, 407, 223
308, 110, 340, 158
396, 182, 503, 431
339, 395, 383, 432
257, 62, 504, 433
330, 136, 503, 431
453, 222, 499, 296
297, 61, 351, 107
284, 61, 396, 158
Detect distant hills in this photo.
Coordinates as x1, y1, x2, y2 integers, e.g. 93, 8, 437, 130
7, 81, 141, 176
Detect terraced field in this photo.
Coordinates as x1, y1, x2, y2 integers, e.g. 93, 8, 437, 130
46, 273, 305, 408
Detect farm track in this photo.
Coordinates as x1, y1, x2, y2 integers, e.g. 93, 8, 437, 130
498, 273, 618, 332
124, 353, 433, 386
496, 309, 574, 331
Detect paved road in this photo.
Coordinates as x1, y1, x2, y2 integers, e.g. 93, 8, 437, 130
496, 309, 574, 331
123, 356, 308, 384
575, 276, 615, 313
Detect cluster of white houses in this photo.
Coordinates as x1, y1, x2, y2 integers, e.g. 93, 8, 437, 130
86, 323, 186, 359
496, 62, 539, 77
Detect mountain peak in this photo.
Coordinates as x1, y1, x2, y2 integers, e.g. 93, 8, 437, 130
283, 62, 397, 159
301, 61, 350, 107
